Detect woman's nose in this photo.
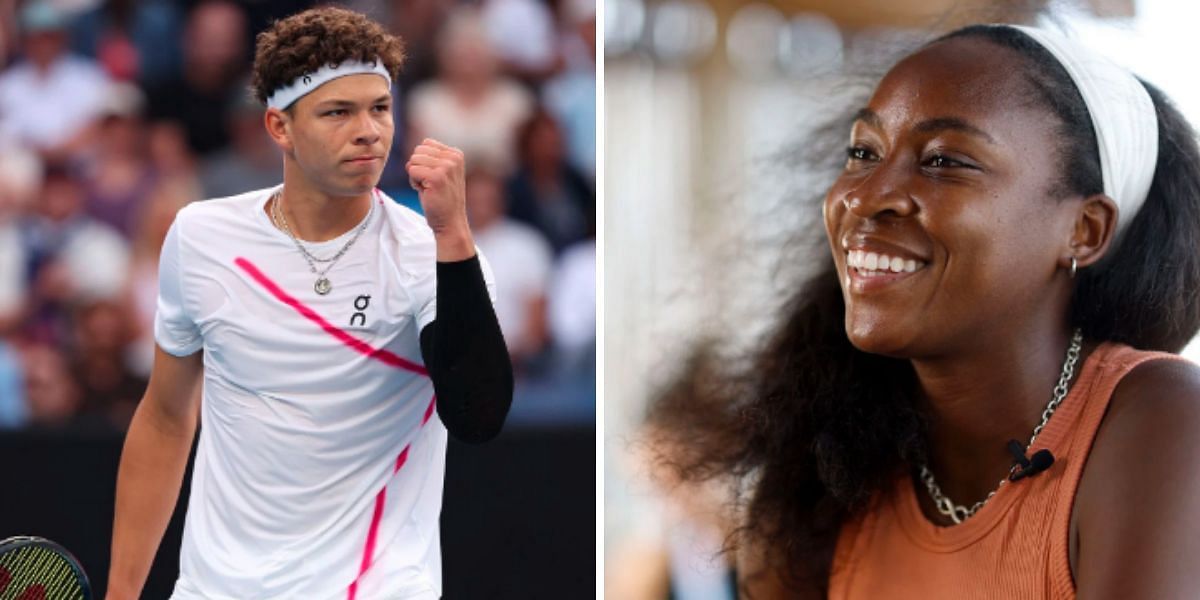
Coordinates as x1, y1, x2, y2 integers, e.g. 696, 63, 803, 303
843, 162, 917, 220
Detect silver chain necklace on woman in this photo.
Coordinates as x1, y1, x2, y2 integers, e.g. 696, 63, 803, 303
918, 328, 1083, 525
270, 191, 374, 295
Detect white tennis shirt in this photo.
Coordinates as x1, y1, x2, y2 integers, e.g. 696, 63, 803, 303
156, 186, 494, 600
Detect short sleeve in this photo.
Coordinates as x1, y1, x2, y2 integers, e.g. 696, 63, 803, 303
414, 248, 499, 331
154, 217, 203, 356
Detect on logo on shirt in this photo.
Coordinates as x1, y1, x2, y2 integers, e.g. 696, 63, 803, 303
350, 294, 371, 327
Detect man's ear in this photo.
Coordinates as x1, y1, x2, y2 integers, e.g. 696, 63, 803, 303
1061, 193, 1119, 271
264, 107, 294, 155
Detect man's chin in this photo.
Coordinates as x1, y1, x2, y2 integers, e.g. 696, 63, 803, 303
331, 174, 383, 197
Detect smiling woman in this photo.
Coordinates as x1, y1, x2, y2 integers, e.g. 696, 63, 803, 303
648, 23, 1200, 600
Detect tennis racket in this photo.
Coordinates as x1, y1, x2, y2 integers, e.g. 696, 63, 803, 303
0, 536, 91, 600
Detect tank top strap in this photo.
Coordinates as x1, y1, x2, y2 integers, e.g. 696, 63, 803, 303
1045, 342, 1187, 595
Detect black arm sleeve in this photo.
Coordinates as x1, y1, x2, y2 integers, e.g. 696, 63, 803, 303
419, 255, 514, 443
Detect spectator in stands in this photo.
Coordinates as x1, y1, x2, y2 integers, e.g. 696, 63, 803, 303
144, 0, 248, 156
0, 145, 36, 430
0, 1, 16, 67
69, 0, 183, 84
507, 108, 594, 254
0, 0, 110, 161
408, 6, 533, 173
22, 164, 130, 347
20, 343, 83, 429
199, 81, 281, 199
81, 82, 158, 239
69, 299, 146, 430
466, 167, 554, 369
548, 234, 595, 374
0, 143, 40, 335
369, 0, 453, 92
544, 0, 596, 178
147, 120, 202, 201
482, 0, 560, 83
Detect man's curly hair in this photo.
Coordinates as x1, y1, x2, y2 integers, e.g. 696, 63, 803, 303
251, 6, 406, 106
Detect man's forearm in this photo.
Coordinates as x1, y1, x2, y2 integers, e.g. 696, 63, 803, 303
420, 255, 514, 443
107, 398, 197, 600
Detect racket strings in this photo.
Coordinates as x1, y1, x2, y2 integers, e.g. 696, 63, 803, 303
0, 545, 85, 600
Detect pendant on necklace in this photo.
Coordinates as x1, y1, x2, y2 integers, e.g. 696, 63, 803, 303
315, 277, 332, 295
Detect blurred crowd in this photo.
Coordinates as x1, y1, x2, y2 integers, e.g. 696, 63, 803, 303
0, 0, 596, 431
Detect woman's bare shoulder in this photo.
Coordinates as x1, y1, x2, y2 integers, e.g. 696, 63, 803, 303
1073, 356, 1200, 598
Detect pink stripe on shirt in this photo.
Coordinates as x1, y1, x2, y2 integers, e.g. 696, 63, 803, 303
234, 257, 429, 376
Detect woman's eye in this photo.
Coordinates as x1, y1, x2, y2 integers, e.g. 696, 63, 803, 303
846, 146, 877, 161
925, 154, 967, 169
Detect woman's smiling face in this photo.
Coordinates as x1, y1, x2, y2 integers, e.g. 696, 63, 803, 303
823, 35, 1084, 358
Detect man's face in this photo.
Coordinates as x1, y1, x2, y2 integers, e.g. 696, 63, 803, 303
186, 1, 246, 71
465, 172, 505, 228
25, 30, 67, 68
42, 175, 82, 222
281, 74, 394, 197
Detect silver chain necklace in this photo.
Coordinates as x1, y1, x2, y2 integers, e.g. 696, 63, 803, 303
270, 191, 374, 295
918, 328, 1083, 525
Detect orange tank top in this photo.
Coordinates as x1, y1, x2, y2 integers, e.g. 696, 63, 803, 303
827, 342, 1185, 600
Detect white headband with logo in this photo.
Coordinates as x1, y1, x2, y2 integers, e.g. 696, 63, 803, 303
266, 59, 392, 110
1009, 25, 1158, 235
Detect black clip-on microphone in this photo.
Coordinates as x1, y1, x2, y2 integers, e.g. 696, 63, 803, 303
1007, 439, 1055, 482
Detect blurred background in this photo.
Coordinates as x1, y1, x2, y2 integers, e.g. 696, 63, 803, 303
0, 0, 595, 597
604, 0, 1200, 597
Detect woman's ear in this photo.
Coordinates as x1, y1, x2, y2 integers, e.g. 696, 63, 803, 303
1061, 193, 1119, 271
263, 107, 294, 155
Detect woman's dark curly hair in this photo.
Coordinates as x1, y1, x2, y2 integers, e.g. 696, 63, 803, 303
251, 6, 406, 106
647, 24, 1200, 597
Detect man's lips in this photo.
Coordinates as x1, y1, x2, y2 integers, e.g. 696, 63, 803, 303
345, 156, 381, 164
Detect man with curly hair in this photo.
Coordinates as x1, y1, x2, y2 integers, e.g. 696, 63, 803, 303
106, 7, 513, 600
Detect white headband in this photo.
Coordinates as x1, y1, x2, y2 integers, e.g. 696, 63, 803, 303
1009, 25, 1158, 236
266, 59, 392, 110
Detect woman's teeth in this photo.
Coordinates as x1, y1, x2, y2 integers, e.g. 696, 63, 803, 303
846, 250, 925, 276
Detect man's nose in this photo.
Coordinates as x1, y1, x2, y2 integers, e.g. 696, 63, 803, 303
353, 111, 382, 145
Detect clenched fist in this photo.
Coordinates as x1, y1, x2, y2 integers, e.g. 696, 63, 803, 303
406, 138, 476, 261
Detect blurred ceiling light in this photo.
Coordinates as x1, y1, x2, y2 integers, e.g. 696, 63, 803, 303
649, 0, 717, 65
727, 3, 786, 77
779, 13, 844, 77
605, 0, 646, 56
